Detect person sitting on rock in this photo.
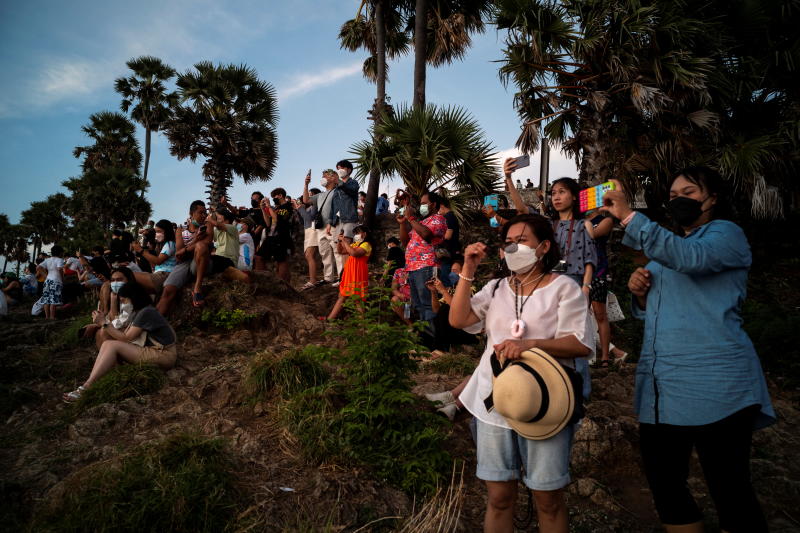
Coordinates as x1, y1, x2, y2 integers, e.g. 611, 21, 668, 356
385, 236, 405, 282
207, 207, 250, 284
159, 201, 213, 312
132, 219, 177, 306
390, 266, 412, 324
62, 281, 177, 403
421, 276, 479, 363
1, 272, 23, 306
80, 266, 138, 349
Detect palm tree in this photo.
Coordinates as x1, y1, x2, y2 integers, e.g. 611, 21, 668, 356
20, 194, 69, 259
164, 62, 279, 207
73, 111, 143, 175
350, 104, 499, 218
410, 0, 494, 108
114, 56, 178, 198
339, 0, 411, 226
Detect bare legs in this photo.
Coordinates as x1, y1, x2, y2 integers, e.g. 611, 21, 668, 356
327, 295, 345, 320
276, 260, 290, 283
304, 246, 318, 284
82, 340, 149, 388
484, 482, 567, 533
592, 300, 611, 362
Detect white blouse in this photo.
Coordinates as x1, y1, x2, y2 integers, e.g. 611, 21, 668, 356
459, 275, 594, 429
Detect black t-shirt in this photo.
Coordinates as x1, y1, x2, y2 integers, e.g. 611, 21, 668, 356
273, 201, 295, 239
248, 208, 266, 230
387, 246, 405, 269
443, 211, 461, 255
132, 306, 176, 346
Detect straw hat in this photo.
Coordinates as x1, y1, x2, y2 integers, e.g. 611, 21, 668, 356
490, 348, 577, 440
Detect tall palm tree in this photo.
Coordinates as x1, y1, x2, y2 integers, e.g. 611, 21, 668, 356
164, 62, 279, 207
350, 104, 499, 218
114, 56, 178, 198
340, 0, 411, 226
73, 111, 143, 175
410, 0, 494, 108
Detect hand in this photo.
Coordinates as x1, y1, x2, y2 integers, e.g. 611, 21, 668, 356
425, 279, 436, 292
482, 205, 496, 219
463, 242, 487, 272
325, 225, 332, 236
493, 338, 533, 361
628, 267, 651, 298
600, 179, 632, 220
304, 173, 311, 185
92, 311, 106, 326
503, 157, 517, 178
396, 214, 407, 224
403, 204, 415, 219
176, 249, 186, 260
582, 285, 591, 299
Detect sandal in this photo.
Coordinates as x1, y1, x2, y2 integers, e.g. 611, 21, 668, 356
612, 351, 628, 366
63, 385, 86, 403
300, 282, 315, 291
192, 292, 205, 308
594, 359, 611, 369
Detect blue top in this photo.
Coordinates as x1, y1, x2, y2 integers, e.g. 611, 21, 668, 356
623, 213, 775, 429
376, 196, 390, 215
330, 177, 359, 224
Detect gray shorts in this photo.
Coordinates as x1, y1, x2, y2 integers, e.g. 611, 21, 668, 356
164, 258, 210, 288
331, 222, 357, 239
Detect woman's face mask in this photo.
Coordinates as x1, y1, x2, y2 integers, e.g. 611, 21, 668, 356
155, 231, 164, 242
667, 196, 709, 227
419, 204, 430, 217
110, 281, 126, 294
503, 242, 543, 274
354, 234, 364, 243
236, 223, 243, 232
336, 168, 349, 179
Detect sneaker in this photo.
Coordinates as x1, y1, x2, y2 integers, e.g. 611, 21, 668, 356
425, 390, 455, 406
437, 403, 460, 421
331, 281, 340, 287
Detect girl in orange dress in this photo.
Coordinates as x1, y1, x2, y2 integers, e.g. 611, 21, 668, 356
326, 225, 372, 320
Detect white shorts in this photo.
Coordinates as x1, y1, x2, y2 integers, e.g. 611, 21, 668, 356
303, 227, 319, 250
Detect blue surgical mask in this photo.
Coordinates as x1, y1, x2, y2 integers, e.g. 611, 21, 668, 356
419, 204, 430, 217
236, 223, 243, 232
110, 281, 126, 294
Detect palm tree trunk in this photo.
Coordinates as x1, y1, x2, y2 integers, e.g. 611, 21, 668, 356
141, 127, 151, 199
364, 0, 387, 229
413, 0, 428, 109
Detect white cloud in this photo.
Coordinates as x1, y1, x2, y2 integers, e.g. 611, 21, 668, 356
278, 61, 363, 101
37, 59, 113, 100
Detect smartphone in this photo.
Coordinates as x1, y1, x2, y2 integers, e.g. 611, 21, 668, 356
579, 181, 617, 212
483, 194, 499, 209
307, 168, 311, 176
431, 266, 438, 281
512, 154, 530, 169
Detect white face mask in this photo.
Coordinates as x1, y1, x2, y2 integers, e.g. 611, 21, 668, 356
419, 204, 430, 217
155, 233, 164, 243
336, 168, 348, 179
119, 302, 134, 315
354, 234, 364, 243
110, 281, 126, 293
504, 243, 542, 274
321, 178, 328, 187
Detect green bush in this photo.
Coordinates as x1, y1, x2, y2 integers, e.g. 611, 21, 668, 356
75, 363, 166, 411
282, 286, 452, 496
424, 352, 477, 376
743, 300, 800, 388
33, 434, 237, 532
200, 308, 256, 330
247, 347, 330, 399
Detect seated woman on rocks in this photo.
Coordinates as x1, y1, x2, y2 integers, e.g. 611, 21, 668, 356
450, 214, 593, 533
80, 266, 138, 349
63, 281, 177, 403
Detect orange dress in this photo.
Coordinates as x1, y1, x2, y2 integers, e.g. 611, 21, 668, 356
339, 241, 372, 299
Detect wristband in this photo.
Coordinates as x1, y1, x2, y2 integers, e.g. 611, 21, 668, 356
583, 283, 592, 288
458, 273, 475, 282
621, 211, 637, 227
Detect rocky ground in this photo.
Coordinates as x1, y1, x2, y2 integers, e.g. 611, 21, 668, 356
2, 266, 799, 532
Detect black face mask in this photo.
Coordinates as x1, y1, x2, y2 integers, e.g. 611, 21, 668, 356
668, 197, 705, 227
251, 199, 260, 208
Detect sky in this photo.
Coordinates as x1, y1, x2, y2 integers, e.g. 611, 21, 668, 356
0, 0, 580, 227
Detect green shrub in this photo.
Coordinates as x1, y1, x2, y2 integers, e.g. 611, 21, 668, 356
743, 300, 800, 388
75, 363, 166, 411
283, 286, 452, 496
200, 308, 257, 330
48, 317, 90, 352
33, 433, 237, 532
247, 347, 330, 399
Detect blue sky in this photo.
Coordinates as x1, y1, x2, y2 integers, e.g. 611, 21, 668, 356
0, 0, 578, 226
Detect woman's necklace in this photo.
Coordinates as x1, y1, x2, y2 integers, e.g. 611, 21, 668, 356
509, 271, 547, 339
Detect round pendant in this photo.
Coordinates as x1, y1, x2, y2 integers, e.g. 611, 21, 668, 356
510, 319, 526, 339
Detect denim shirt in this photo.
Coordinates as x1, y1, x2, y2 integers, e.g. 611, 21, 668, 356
624, 214, 775, 429
330, 177, 359, 225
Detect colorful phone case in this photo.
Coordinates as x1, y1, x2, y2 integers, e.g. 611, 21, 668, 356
579, 182, 616, 212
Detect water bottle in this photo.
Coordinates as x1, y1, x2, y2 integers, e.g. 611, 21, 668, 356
403, 303, 411, 319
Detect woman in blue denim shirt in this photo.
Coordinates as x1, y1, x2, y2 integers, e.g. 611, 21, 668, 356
604, 167, 774, 533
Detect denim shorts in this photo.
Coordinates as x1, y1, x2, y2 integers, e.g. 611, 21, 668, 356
473, 418, 574, 491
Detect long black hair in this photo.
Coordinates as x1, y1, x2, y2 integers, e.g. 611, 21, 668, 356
550, 177, 583, 220
111, 266, 136, 284
155, 219, 176, 254
117, 281, 153, 311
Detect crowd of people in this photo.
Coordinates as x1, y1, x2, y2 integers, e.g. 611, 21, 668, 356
0, 157, 775, 533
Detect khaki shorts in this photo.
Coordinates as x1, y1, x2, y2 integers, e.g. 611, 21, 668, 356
150, 271, 170, 294
138, 343, 177, 369
303, 227, 319, 250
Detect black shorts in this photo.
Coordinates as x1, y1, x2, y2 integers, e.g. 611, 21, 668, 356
589, 277, 608, 303
209, 255, 236, 275
257, 235, 293, 262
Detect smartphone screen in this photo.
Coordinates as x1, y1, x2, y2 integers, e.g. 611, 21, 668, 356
483, 194, 499, 208
432, 266, 438, 281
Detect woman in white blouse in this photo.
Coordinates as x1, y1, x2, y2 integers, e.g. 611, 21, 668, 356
450, 214, 593, 533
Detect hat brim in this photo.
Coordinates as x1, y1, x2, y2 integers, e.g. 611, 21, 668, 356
493, 348, 576, 441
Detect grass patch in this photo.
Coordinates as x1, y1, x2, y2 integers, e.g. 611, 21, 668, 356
74, 364, 166, 411
424, 352, 476, 376
200, 308, 257, 330
47, 317, 89, 352
247, 347, 330, 400
280, 288, 453, 496
33, 433, 238, 533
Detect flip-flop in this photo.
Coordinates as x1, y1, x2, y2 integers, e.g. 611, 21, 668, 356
192, 292, 205, 308
613, 351, 628, 365
300, 282, 315, 291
